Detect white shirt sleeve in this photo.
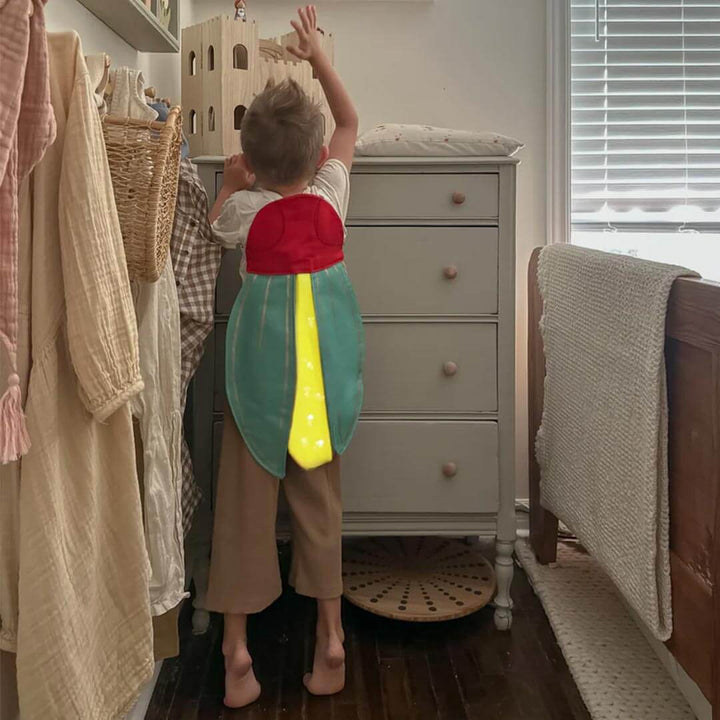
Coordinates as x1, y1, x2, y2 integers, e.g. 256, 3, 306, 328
211, 190, 263, 250
310, 158, 351, 222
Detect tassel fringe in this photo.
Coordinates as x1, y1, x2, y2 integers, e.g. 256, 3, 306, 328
0, 374, 31, 464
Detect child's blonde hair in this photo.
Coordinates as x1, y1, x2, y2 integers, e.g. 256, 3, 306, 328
240, 79, 324, 186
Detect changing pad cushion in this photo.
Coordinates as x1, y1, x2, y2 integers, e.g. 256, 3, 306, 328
354, 124, 523, 157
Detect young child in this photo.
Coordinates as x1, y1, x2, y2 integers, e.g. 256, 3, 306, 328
205, 6, 362, 709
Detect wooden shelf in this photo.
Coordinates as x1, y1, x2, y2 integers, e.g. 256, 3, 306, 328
77, 0, 179, 53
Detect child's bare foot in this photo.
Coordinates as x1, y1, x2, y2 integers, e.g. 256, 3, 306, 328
303, 632, 345, 696
223, 643, 261, 708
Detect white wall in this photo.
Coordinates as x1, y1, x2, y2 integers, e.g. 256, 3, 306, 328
191, 0, 547, 496
45, 0, 144, 69
44, 0, 191, 101
146, 0, 195, 101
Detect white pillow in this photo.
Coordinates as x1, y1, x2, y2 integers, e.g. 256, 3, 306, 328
354, 123, 524, 157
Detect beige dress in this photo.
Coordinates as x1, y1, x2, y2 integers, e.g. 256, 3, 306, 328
0, 32, 154, 720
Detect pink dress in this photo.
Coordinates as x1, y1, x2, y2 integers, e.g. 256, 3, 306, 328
0, 0, 55, 463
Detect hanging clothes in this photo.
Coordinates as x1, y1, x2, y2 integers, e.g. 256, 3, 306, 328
106, 66, 158, 121
0, 0, 55, 651
85, 53, 110, 113
122, 71, 187, 616
0, 31, 153, 719
170, 158, 221, 532
129, 259, 187, 616
0, 0, 56, 463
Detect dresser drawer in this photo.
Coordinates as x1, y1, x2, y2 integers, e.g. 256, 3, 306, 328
214, 322, 227, 411
363, 322, 497, 413
215, 248, 243, 315
215, 320, 497, 414
212, 419, 223, 504
345, 227, 498, 316
347, 173, 498, 221
342, 421, 498, 513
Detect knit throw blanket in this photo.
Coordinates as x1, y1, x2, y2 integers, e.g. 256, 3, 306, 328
536, 245, 699, 641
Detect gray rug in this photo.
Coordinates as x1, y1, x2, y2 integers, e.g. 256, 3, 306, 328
516, 539, 697, 720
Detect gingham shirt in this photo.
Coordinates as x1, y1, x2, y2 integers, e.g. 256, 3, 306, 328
171, 158, 221, 533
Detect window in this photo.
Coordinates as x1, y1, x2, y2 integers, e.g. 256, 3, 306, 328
570, 0, 720, 279
233, 43, 249, 69
207, 44, 215, 71
234, 105, 247, 130
208, 106, 215, 132
189, 51, 196, 76
189, 109, 197, 135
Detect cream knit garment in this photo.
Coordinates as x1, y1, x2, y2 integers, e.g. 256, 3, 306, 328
107, 67, 158, 121
536, 244, 699, 641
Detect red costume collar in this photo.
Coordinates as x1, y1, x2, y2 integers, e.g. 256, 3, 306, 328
245, 194, 345, 276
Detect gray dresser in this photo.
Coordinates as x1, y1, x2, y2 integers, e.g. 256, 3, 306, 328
188, 156, 517, 629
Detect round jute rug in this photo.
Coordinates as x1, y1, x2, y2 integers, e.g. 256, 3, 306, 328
342, 536, 496, 622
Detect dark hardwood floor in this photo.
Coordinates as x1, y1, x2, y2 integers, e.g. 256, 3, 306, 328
146, 550, 589, 720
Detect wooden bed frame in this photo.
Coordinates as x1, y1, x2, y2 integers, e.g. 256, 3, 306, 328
527, 247, 720, 717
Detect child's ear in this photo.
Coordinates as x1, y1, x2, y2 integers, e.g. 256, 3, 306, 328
240, 153, 254, 173
317, 145, 330, 169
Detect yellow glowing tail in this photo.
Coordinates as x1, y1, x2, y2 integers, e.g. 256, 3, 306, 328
288, 273, 333, 469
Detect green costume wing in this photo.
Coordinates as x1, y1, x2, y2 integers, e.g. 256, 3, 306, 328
226, 274, 296, 478
226, 264, 364, 478
313, 263, 365, 455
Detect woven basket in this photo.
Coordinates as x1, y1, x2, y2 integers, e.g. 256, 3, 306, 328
103, 106, 182, 282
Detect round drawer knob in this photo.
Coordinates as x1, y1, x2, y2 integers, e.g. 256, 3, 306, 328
443, 265, 458, 280
452, 191, 466, 205
442, 462, 458, 478
443, 361, 458, 377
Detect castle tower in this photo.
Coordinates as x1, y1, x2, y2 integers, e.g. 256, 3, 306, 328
182, 16, 334, 158
182, 17, 259, 157
181, 21, 204, 155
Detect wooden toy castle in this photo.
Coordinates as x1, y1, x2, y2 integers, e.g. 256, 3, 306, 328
181, 15, 335, 157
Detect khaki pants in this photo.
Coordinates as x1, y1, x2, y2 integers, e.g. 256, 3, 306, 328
206, 409, 343, 614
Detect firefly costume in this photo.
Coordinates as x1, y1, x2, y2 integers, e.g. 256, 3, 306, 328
226, 192, 364, 477
206, 160, 363, 612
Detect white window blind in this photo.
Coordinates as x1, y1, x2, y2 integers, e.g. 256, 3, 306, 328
571, 0, 720, 231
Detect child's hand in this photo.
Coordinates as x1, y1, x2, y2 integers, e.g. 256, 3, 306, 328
287, 5, 324, 63
222, 154, 255, 193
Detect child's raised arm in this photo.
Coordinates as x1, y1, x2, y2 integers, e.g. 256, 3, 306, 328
287, 5, 358, 170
